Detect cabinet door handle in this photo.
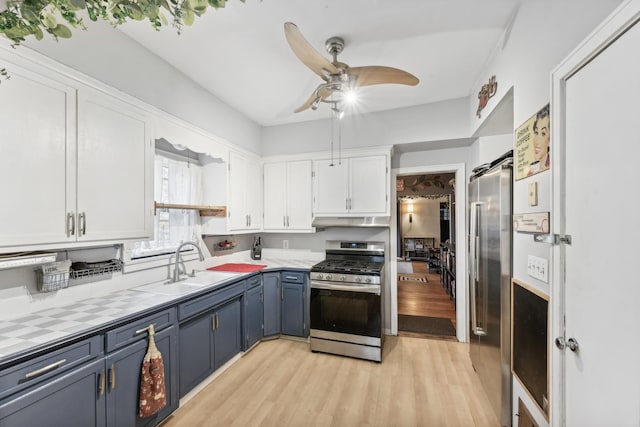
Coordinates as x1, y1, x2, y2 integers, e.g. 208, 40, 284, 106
99, 369, 106, 396
67, 213, 75, 237
284, 216, 286, 227
346, 199, 349, 210
249, 215, 252, 227
79, 212, 86, 235
212, 314, 216, 331
109, 364, 116, 390
25, 359, 66, 379
215, 313, 220, 329
281, 286, 284, 301
260, 292, 263, 303
287, 216, 290, 227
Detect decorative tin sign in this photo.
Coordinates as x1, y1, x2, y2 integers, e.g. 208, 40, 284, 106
476, 75, 497, 118
515, 103, 550, 180
513, 212, 550, 233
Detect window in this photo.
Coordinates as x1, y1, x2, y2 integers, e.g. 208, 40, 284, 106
129, 149, 203, 259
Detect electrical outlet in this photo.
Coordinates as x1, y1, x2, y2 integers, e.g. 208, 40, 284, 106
283, 240, 289, 249
527, 255, 548, 283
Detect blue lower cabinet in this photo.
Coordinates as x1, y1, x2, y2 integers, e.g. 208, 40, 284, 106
262, 272, 281, 337
0, 358, 107, 427
245, 283, 263, 349
281, 271, 308, 338
178, 297, 242, 397
105, 325, 178, 427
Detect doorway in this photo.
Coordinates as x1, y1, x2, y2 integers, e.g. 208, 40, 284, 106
396, 174, 457, 338
389, 163, 467, 342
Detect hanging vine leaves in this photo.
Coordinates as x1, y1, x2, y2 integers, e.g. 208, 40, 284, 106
0, 0, 250, 46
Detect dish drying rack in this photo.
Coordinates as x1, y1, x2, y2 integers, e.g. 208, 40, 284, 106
70, 259, 123, 279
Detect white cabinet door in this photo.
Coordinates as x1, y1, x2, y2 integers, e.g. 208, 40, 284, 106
77, 89, 154, 242
314, 160, 349, 215
350, 155, 388, 214
0, 61, 76, 248
228, 151, 262, 232
228, 151, 247, 231
245, 156, 262, 231
263, 160, 312, 231
263, 163, 287, 230
286, 160, 313, 230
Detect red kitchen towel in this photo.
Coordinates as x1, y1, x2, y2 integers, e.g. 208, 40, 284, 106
208, 263, 267, 273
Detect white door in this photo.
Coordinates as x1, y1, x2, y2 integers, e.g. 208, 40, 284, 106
314, 159, 348, 215
561, 19, 640, 426
77, 89, 153, 241
0, 61, 76, 248
286, 160, 312, 230
263, 162, 287, 230
349, 156, 388, 214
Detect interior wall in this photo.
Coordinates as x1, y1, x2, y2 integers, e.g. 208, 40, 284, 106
400, 198, 447, 248
261, 97, 470, 156
20, 21, 261, 155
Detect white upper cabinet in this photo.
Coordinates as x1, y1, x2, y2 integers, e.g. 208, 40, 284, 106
314, 155, 389, 216
228, 151, 262, 232
77, 88, 154, 242
263, 160, 313, 232
0, 52, 154, 251
0, 61, 77, 248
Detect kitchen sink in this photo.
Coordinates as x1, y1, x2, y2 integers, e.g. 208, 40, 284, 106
131, 271, 241, 296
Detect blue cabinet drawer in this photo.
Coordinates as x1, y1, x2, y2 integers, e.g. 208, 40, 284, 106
105, 307, 176, 352
281, 271, 305, 284
178, 280, 245, 321
0, 335, 102, 401
246, 274, 261, 289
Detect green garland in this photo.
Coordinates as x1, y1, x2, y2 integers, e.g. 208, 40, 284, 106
0, 0, 243, 45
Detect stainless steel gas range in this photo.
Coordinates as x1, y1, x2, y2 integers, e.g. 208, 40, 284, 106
309, 241, 385, 362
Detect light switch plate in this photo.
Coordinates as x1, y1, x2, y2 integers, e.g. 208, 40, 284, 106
528, 182, 538, 206
527, 255, 548, 283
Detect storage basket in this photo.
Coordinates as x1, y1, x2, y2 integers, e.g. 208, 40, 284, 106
36, 260, 71, 292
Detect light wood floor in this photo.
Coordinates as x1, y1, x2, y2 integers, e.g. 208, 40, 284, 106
163, 338, 498, 427
398, 261, 457, 330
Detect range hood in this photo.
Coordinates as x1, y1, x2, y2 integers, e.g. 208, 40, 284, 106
312, 216, 390, 228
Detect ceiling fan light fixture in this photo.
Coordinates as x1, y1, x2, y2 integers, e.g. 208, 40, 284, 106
343, 88, 358, 105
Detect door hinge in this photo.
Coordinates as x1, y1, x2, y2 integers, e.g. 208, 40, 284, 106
533, 233, 572, 245
312, 171, 315, 177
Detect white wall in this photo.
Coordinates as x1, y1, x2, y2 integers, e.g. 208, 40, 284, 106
401, 198, 446, 248
22, 21, 261, 154
467, 1, 624, 424
261, 97, 470, 156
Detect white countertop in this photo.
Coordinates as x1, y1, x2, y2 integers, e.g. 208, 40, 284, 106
0, 249, 323, 364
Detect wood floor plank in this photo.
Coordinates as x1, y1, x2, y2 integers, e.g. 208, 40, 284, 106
163, 336, 498, 427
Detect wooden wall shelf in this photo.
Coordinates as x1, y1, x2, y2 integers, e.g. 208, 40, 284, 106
154, 202, 227, 217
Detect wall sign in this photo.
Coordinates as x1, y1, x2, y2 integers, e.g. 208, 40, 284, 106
476, 75, 498, 118
515, 103, 550, 180
514, 212, 550, 233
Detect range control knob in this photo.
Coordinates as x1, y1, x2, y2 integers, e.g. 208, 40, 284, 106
339, 275, 346, 281
365, 278, 372, 283
355, 277, 362, 283
317, 273, 323, 280
326, 274, 332, 280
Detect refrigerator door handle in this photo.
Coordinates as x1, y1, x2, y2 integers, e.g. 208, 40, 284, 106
470, 202, 486, 336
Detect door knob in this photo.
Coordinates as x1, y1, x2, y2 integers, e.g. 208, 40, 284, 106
566, 337, 579, 352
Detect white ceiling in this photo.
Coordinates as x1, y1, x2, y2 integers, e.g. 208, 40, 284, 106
119, 0, 520, 127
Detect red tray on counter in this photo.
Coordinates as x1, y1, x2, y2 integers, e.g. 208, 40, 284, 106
207, 263, 267, 273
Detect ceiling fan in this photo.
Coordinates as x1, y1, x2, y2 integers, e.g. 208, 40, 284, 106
284, 22, 420, 113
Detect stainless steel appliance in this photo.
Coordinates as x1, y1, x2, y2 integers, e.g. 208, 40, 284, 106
468, 151, 512, 426
309, 241, 385, 362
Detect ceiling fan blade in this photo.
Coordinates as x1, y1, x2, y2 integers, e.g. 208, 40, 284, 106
284, 22, 339, 81
293, 84, 333, 113
347, 66, 419, 87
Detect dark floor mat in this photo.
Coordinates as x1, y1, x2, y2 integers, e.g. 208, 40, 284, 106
398, 314, 456, 336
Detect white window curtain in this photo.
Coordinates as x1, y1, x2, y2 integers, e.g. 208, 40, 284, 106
130, 150, 203, 259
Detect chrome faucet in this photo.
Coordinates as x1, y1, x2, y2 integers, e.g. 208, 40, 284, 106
172, 241, 205, 283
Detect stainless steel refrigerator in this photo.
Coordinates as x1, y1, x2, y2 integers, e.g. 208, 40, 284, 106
468, 152, 512, 426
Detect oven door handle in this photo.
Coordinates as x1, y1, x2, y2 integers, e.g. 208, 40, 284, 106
310, 281, 381, 295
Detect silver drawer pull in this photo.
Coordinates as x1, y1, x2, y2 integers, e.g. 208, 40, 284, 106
135, 323, 156, 335
285, 276, 297, 281
25, 359, 67, 379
